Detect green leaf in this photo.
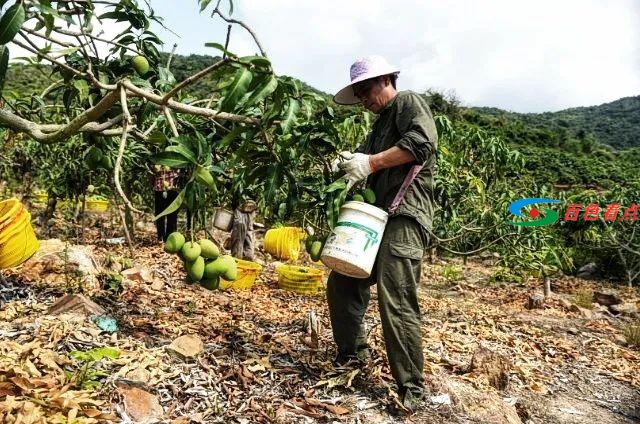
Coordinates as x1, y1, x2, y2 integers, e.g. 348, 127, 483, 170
244, 74, 277, 108
219, 67, 253, 112
280, 99, 300, 133
0, 45, 8, 96
165, 144, 198, 165
154, 187, 186, 220
218, 126, 243, 149
199, 0, 212, 11
73, 79, 89, 102
0, 3, 26, 45
239, 55, 271, 68
325, 179, 347, 194
153, 152, 192, 168
204, 42, 236, 58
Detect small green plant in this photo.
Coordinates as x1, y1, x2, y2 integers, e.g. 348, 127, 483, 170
624, 325, 640, 349
490, 267, 524, 285
573, 289, 593, 309
99, 272, 123, 294
441, 264, 463, 282
66, 346, 120, 390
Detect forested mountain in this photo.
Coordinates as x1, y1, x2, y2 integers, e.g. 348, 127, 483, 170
473, 96, 640, 149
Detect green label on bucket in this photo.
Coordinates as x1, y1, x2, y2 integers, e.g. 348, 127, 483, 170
335, 221, 380, 251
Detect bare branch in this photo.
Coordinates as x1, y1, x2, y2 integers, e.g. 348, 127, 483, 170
10, 38, 83, 77
161, 57, 230, 103
211, 7, 267, 57
0, 89, 120, 143
163, 107, 179, 137
114, 85, 143, 214
122, 80, 260, 125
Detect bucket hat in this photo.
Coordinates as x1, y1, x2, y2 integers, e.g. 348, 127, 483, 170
334, 55, 400, 105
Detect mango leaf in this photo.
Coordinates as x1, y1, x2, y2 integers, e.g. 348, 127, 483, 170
280, 98, 300, 134
153, 152, 192, 168
165, 143, 198, 164
0, 3, 25, 45
194, 165, 215, 188
244, 74, 278, 108
218, 125, 244, 149
199, 0, 212, 11
239, 55, 271, 68
204, 42, 236, 58
264, 164, 283, 203
0, 45, 8, 96
73, 79, 89, 103
325, 178, 347, 194
154, 187, 186, 220
219, 67, 252, 112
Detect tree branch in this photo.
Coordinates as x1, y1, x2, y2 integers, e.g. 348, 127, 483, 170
161, 57, 230, 103
122, 80, 260, 125
0, 89, 120, 143
114, 85, 143, 214
211, 7, 267, 57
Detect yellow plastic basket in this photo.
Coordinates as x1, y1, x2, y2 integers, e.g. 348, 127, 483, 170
33, 192, 48, 204
276, 265, 325, 296
0, 198, 21, 229
85, 199, 109, 212
264, 227, 305, 261
0, 199, 39, 269
220, 258, 263, 290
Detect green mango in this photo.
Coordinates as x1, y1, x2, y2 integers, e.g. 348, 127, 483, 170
164, 232, 185, 254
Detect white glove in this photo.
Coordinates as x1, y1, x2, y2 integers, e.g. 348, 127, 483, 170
337, 152, 373, 183
330, 151, 354, 173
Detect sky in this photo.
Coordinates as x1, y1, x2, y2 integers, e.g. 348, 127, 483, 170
10, 0, 640, 113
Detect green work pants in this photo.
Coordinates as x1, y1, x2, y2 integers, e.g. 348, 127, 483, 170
326, 215, 427, 397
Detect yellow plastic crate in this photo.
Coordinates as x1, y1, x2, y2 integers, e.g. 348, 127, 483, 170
276, 265, 324, 295
219, 258, 263, 290
85, 199, 109, 212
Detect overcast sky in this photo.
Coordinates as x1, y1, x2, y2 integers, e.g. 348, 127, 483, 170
9, 0, 640, 113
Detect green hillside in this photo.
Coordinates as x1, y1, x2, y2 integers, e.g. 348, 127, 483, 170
473, 96, 640, 149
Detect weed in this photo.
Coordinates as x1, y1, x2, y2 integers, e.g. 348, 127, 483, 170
573, 289, 593, 309
624, 325, 640, 349
441, 265, 463, 282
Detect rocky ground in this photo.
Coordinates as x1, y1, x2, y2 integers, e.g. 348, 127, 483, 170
0, 208, 639, 423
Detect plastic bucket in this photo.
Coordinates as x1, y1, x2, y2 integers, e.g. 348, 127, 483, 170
85, 199, 109, 212
321, 201, 388, 278
219, 258, 262, 290
213, 208, 233, 231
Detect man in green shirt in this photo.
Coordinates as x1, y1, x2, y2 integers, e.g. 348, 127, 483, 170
329, 55, 438, 412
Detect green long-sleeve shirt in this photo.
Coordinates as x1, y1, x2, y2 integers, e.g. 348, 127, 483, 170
357, 91, 438, 230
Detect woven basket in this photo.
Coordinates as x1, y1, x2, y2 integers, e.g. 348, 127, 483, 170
276, 265, 324, 295
219, 258, 263, 290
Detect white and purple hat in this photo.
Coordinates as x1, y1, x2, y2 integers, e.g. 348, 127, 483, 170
333, 55, 400, 105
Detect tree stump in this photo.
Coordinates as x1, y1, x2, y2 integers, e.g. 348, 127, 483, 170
527, 293, 545, 309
